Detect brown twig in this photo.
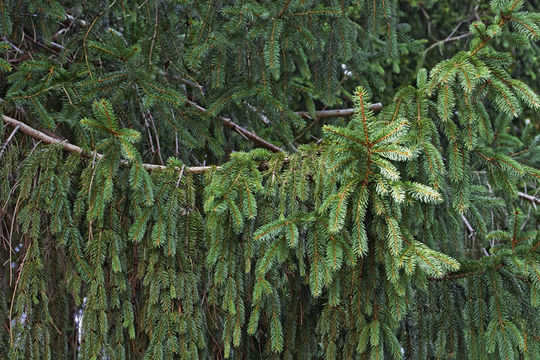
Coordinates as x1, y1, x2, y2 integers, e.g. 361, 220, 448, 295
171, 72, 384, 151
4, 101, 384, 161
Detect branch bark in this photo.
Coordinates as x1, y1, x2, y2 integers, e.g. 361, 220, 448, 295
187, 102, 385, 152
169, 71, 382, 151
3, 100, 385, 168
424, 32, 472, 53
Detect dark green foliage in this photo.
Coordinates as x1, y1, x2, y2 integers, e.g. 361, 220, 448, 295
0, 0, 539, 359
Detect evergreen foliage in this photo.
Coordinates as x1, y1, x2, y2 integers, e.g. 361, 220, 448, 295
0, 0, 539, 359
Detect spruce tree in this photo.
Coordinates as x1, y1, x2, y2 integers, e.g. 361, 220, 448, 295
0, 0, 539, 359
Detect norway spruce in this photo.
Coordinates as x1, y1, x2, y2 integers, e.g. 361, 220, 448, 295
0, 1, 539, 359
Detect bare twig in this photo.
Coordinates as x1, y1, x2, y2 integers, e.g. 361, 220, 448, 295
65, 14, 87, 27
148, 2, 159, 65
23, 32, 60, 55
295, 103, 383, 119
147, 111, 164, 165
162, 72, 205, 96
176, 165, 186, 187
9, 242, 29, 342
460, 214, 475, 238
168, 71, 382, 150
445, 20, 465, 41
165, 73, 281, 151
143, 112, 156, 154
293, 104, 383, 142
2, 36, 24, 55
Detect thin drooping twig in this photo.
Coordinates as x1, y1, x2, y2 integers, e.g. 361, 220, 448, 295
0, 124, 20, 159
147, 111, 164, 165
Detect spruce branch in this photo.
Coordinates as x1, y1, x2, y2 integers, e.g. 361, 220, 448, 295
469, 0, 520, 56
186, 101, 385, 152
169, 71, 383, 150
1, 95, 284, 164
428, 263, 504, 281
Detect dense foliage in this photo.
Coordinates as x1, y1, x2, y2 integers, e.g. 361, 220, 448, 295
0, 0, 539, 359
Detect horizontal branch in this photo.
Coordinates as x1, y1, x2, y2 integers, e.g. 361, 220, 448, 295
190, 102, 384, 152
4, 101, 385, 169
4, 114, 540, 192
1, 114, 214, 173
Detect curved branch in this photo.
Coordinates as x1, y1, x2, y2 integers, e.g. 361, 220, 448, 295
517, 191, 540, 204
